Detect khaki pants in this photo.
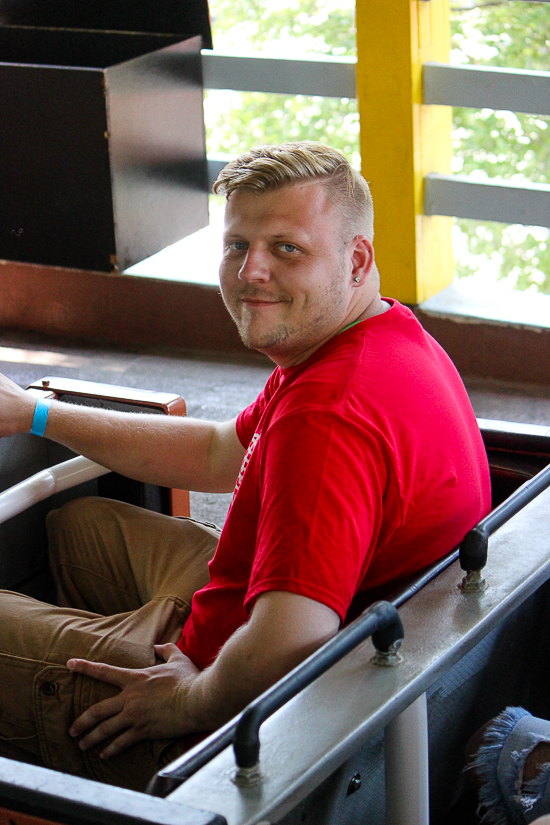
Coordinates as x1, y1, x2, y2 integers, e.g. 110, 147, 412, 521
0, 497, 220, 791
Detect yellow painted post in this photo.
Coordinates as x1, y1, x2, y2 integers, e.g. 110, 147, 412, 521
356, 0, 454, 304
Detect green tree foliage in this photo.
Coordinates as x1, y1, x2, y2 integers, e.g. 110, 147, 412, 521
204, 0, 359, 164
451, 1, 550, 292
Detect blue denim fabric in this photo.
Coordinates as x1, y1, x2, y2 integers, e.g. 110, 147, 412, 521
472, 707, 550, 825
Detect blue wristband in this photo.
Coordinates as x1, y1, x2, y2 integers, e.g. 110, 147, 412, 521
30, 397, 51, 437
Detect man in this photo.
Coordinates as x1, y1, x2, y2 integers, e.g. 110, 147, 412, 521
0, 142, 491, 790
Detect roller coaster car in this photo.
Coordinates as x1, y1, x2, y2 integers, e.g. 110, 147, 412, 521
0, 376, 549, 825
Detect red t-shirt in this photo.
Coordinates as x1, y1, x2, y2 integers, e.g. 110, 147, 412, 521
178, 301, 491, 669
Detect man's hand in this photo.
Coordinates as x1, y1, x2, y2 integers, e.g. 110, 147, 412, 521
67, 591, 340, 760
0, 372, 36, 437
67, 644, 201, 760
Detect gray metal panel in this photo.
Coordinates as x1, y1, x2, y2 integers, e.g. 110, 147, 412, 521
423, 61, 550, 116
424, 173, 550, 227
167, 486, 550, 825
201, 51, 357, 98
0, 756, 226, 825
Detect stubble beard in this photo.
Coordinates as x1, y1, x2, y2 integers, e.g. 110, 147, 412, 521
234, 310, 293, 352
224, 254, 349, 356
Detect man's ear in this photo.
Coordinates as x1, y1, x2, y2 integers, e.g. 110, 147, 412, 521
350, 236, 375, 287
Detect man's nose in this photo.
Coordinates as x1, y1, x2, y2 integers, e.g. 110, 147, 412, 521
238, 247, 270, 282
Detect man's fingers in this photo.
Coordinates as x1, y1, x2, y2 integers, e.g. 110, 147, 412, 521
154, 643, 183, 663
67, 658, 128, 687
73, 706, 130, 752
99, 727, 143, 760
69, 694, 124, 738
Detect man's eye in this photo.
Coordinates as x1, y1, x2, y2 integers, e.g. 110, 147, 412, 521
226, 241, 247, 251
279, 243, 298, 253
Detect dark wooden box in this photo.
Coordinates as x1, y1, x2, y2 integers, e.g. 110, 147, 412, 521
0, 1, 212, 273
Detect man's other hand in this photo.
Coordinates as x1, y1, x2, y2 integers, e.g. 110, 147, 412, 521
67, 591, 340, 760
0, 372, 36, 437
67, 644, 200, 759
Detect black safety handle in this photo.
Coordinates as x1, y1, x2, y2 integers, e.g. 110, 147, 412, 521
148, 600, 403, 795
233, 600, 403, 770
460, 462, 550, 573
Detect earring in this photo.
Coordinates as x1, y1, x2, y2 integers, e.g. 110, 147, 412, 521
354, 277, 361, 283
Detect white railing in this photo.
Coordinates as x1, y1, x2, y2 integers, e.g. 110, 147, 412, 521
0, 456, 110, 524
202, 51, 550, 228
202, 51, 356, 98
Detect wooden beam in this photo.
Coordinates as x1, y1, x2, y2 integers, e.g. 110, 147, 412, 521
356, 0, 454, 304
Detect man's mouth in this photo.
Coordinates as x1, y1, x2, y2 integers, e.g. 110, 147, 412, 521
239, 293, 289, 306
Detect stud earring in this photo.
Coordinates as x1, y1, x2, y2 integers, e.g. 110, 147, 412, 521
354, 277, 361, 283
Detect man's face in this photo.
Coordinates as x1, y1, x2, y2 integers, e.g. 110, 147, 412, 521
219, 181, 356, 367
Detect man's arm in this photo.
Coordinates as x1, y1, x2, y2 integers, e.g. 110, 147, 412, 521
66, 590, 340, 759
0, 371, 245, 492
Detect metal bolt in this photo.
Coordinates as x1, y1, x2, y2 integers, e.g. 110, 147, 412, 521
459, 569, 487, 593
347, 773, 362, 795
232, 764, 262, 787
373, 639, 403, 667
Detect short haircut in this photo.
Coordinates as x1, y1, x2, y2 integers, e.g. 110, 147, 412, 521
213, 141, 374, 243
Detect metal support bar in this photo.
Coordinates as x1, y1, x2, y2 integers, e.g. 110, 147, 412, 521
424, 62, 550, 116
385, 693, 429, 825
356, 0, 454, 305
233, 601, 403, 771
201, 51, 356, 98
424, 173, 550, 228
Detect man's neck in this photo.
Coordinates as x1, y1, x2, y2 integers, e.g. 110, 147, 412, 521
347, 295, 391, 327
266, 296, 392, 370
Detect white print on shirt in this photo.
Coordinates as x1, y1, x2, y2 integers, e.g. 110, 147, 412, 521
233, 432, 260, 499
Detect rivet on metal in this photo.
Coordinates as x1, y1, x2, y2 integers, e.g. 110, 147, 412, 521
347, 773, 362, 795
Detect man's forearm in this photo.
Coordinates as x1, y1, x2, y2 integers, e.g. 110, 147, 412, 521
44, 401, 232, 491
0, 372, 243, 492
184, 591, 340, 732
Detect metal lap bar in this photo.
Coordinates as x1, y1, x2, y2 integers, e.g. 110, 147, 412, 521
233, 602, 403, 773
0, 456, 110, 525
460, 461, 550, 575
149, 601, 404, 795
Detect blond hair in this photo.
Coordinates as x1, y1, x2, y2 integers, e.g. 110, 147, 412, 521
213, 142, 374, 243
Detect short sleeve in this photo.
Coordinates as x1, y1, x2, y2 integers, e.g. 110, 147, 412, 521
236, 368, 281, 449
